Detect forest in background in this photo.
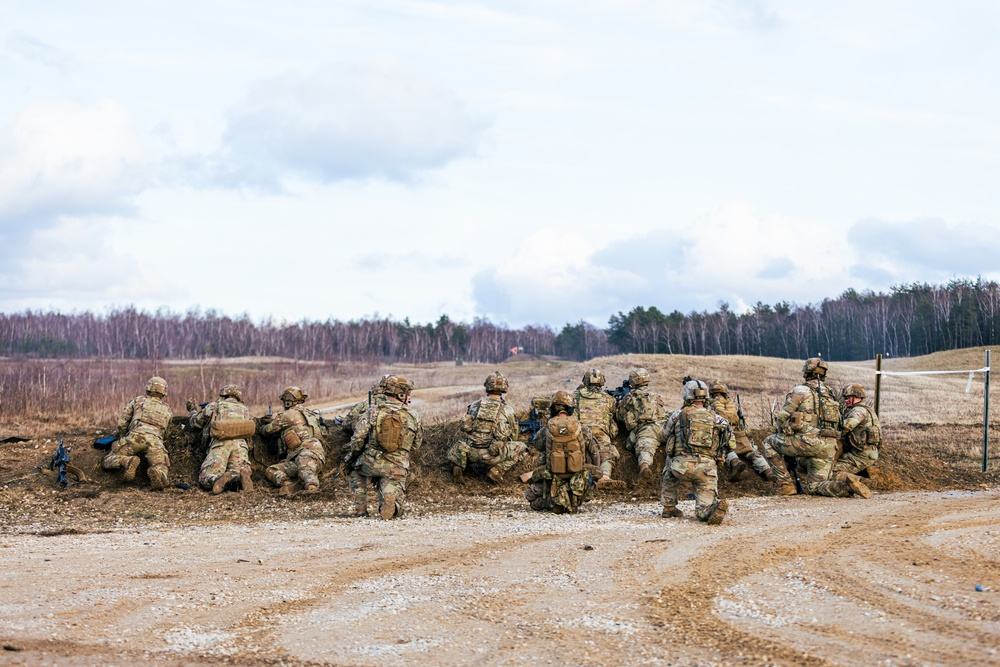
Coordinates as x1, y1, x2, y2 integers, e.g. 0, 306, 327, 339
2, 279, 998, 363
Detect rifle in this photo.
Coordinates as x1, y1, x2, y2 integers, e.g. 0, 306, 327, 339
736, 394, 746, 431
262, 404, 280, 455
50, 438, 70, 488
604, 379, 632, 404
518, 407, 545, 446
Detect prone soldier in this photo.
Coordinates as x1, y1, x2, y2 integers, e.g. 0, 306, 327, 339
708, 380, 774, 482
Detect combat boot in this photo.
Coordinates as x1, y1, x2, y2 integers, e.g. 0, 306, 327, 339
239, 467, 254, 493
354, 500, 369, 517
846, 475, 872, 499
302, 484, 320, 494
637, 463, 651, 483
122, 456, 141, 482
278, 481, 296, 496
706, 499, 729, 525
726, 458, 747, 482
380, 493, 397, 520
596, 476, 625, 489
778, 482, 798, 496
148, 468, 168, 491
486, 467, 504, 485
212, 471, 239, 495
661, 506, 684, 518
452, 465, 465, 485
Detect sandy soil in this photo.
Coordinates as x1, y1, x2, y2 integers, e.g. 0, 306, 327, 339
0, 484, 997, 667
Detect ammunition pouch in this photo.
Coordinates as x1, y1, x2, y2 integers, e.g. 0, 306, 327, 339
789, 412, 818, 433
210, 419, 256, 440
281, 428, 303, 449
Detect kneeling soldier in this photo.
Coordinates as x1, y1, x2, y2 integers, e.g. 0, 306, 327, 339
259, 386, 326, 494
104, 376, 173, 490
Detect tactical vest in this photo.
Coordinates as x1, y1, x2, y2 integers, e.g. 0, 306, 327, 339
624, 389, 664, 430
131, 395, 171, 432
546, 414, 584, 476
209, 399, 256, 440
790, 382, 841, 434
575, 388, 613, 435
374, 404, 411, 453
711, 396, 740, 431
462, 398, 506, 446
280, 406, 320, 449
850, 405, 882, 450
677, 406, 717, 457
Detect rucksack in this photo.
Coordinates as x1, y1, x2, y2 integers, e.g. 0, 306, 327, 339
546, 414, 584, 475
375, 406, 406, 453
209, 400, 256, 440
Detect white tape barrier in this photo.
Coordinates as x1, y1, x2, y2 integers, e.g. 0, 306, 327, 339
876, 367, 990, 393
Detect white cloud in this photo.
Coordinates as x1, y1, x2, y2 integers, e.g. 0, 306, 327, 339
209, 59, 490, 190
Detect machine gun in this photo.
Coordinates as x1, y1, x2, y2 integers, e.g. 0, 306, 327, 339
518, 409, 546, 445
604, 379, 632, 404
50, 438, 70, 488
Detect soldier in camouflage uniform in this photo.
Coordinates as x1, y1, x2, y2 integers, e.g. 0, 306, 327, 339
523, 391, 602, 514
259, 386, 326, 494
339, 374, 390, 435
708, 380, 774, 482
346, 376, 423, 520
760, 358, 871, 499
615, 368, 666, 482
659, 380, 731, 524
573, 368, 620, 486
104, 376, 173, 490
190, 384, 256, 494
447, 372, 526, 484
832, 384, 882, 481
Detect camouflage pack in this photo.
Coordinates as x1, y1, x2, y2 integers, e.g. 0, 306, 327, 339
678, 406, 717, 457
209, 400, 255, 440
546, 414, 584, 475
462, 398, 504, 445
376, 405, 405, 453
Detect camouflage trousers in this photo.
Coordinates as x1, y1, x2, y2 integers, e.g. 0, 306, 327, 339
730, 431, 773, 478
832, 447, 879, 480
447, 439, 526, 475
349, 452, 409, 518
198, 439, 251, 490
103, 430, 170, 488
266, 450, 324, 488
591, 431, 619, 477
524, 472, 590, 514
661, 454, 721, 521
761, 432, 852, 497
626, 422, 661, 468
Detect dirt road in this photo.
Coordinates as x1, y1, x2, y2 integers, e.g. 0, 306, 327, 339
0, 486, 997, 666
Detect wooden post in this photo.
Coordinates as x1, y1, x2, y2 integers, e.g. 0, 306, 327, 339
983, 349, 991, 473
874, 353, 883, 417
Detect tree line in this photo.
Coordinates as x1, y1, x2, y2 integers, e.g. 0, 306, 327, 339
2, 279, 998, 362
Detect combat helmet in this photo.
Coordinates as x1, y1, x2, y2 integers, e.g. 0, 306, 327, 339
219, 384, 243, 401
484, 371, 509, 394
384, 375, 414, 399
146, 376, 168, 397
709, 380, 728, 396
280, 386, 307, 404
682, 379, 709, 404
629, 368, 651, 388
802, 357, 829, 379
841, 383, 866, 400
550, 390, 575, 416
582, 368, 606, 387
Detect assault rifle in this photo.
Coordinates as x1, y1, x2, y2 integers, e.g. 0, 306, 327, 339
50, 438, 70, 488
605, 379, 632, 404
518, 408, 546, 445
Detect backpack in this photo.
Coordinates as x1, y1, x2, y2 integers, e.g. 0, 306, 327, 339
546, 414, 584, 475
209, 399, 256, 440
631, 389, 664, 425
678, 406, 717, 457
375, 405, 406, 453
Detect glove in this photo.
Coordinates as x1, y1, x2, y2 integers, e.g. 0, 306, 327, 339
488, 442, 501, 457
186, 398, 197, 412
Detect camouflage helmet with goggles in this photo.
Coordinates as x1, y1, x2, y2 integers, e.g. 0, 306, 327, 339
582, 368, 606, 387
841, 383, 866, 400
145, 376, 168, 397
709, 380, 728, 396
280, 386, 307, 403
802, 357, 829, 378
682, 379, 709, 404
484, 372, 509, 394
628, 367, 651, 388
384, 375, 414, 398
219, 384, 243, 401
550, 390, 574, 410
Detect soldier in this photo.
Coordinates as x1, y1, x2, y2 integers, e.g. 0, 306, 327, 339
760, 358, 871, 499
104, 376, 173, 490
832, 384, 882, 481
339, 374, 391, 435
259, 386, 326, 494
447, 372, 526, 484
708, 380, 774, 482
659, 380, 731, 524
615, 367, 666, 482
189, 384, 257, 494
573, 368, 620, 485
523, 391, 602, 514
345, 376, 423, 520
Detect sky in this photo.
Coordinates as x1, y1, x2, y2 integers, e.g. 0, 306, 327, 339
3, 0, 1000, 329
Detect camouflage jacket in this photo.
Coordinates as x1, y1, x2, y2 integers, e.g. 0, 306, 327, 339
118, 394, 172, 440
841, 403, 881, 451
774, 379, 841, 435
260, 404, 326, 463
616, 387, 666, 432
350, 397, 423, 469
660, 404, 734, 458
341, 391, 387, 434
710, 395, 746, 433
189, 397, 253, 445
461, 396, 519, 446
573, 387, 618, 439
